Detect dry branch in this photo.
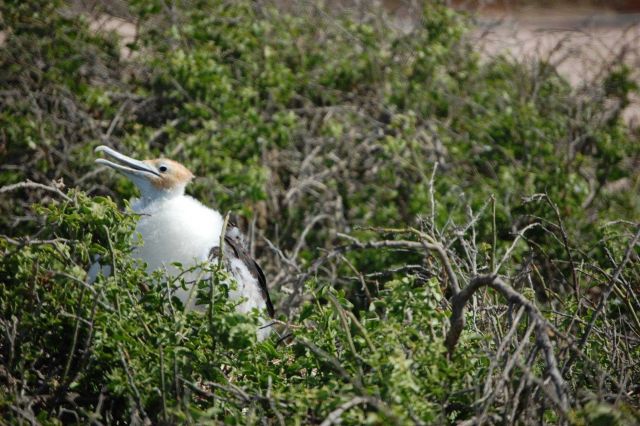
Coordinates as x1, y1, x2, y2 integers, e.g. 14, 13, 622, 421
445, 274, 569, 411
319, 396, 371, 426
0, 180, 72, 202
563, 224, 640, 373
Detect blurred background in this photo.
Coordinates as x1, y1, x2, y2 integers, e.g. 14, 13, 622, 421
77, 0, 640, 125
395, 0, 640, 123
458, 0, 640, 123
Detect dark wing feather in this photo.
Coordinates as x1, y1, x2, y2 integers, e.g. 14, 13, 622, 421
222, 228, 275, 318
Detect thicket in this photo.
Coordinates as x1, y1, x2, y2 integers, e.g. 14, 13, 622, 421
1, 1, 639, 424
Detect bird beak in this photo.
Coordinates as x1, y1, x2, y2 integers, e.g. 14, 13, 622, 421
94, 145, 161, 178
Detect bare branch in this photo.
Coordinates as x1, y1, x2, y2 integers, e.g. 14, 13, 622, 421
320, 396, 370, 426
446, 274, 569, 411
564, 224, 640, 372
0, 180, 72, 202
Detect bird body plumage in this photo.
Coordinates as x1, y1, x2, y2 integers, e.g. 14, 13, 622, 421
95, 145, 273, 340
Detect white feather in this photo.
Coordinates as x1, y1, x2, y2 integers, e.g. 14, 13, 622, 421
132, 195, 223, 277
131, 195, 271, 338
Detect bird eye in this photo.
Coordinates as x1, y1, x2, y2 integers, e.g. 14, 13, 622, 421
159, 165, 168, 173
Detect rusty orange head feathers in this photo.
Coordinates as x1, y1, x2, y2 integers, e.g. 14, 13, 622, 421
95, 145, 194, 202
141, 158, 195, 190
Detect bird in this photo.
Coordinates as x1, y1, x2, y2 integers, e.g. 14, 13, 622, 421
94, 145, 274, 339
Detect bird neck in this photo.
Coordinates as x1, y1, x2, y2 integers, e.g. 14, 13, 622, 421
134, 185, 187, 211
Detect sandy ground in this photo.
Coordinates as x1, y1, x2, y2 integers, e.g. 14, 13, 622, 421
471, 8, 640, 124
476, 12, 640, 85
88, 14, 137, 58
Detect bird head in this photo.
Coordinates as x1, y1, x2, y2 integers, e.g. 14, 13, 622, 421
95, 145, 194, 204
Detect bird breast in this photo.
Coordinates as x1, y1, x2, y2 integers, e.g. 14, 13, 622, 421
130, 195, 272, 339
132, 195, 224, 277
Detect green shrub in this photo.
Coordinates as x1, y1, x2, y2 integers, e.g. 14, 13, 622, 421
1, 0, 639, 424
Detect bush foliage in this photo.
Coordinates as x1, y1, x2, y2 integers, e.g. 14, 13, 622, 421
1, 1, 639, 424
